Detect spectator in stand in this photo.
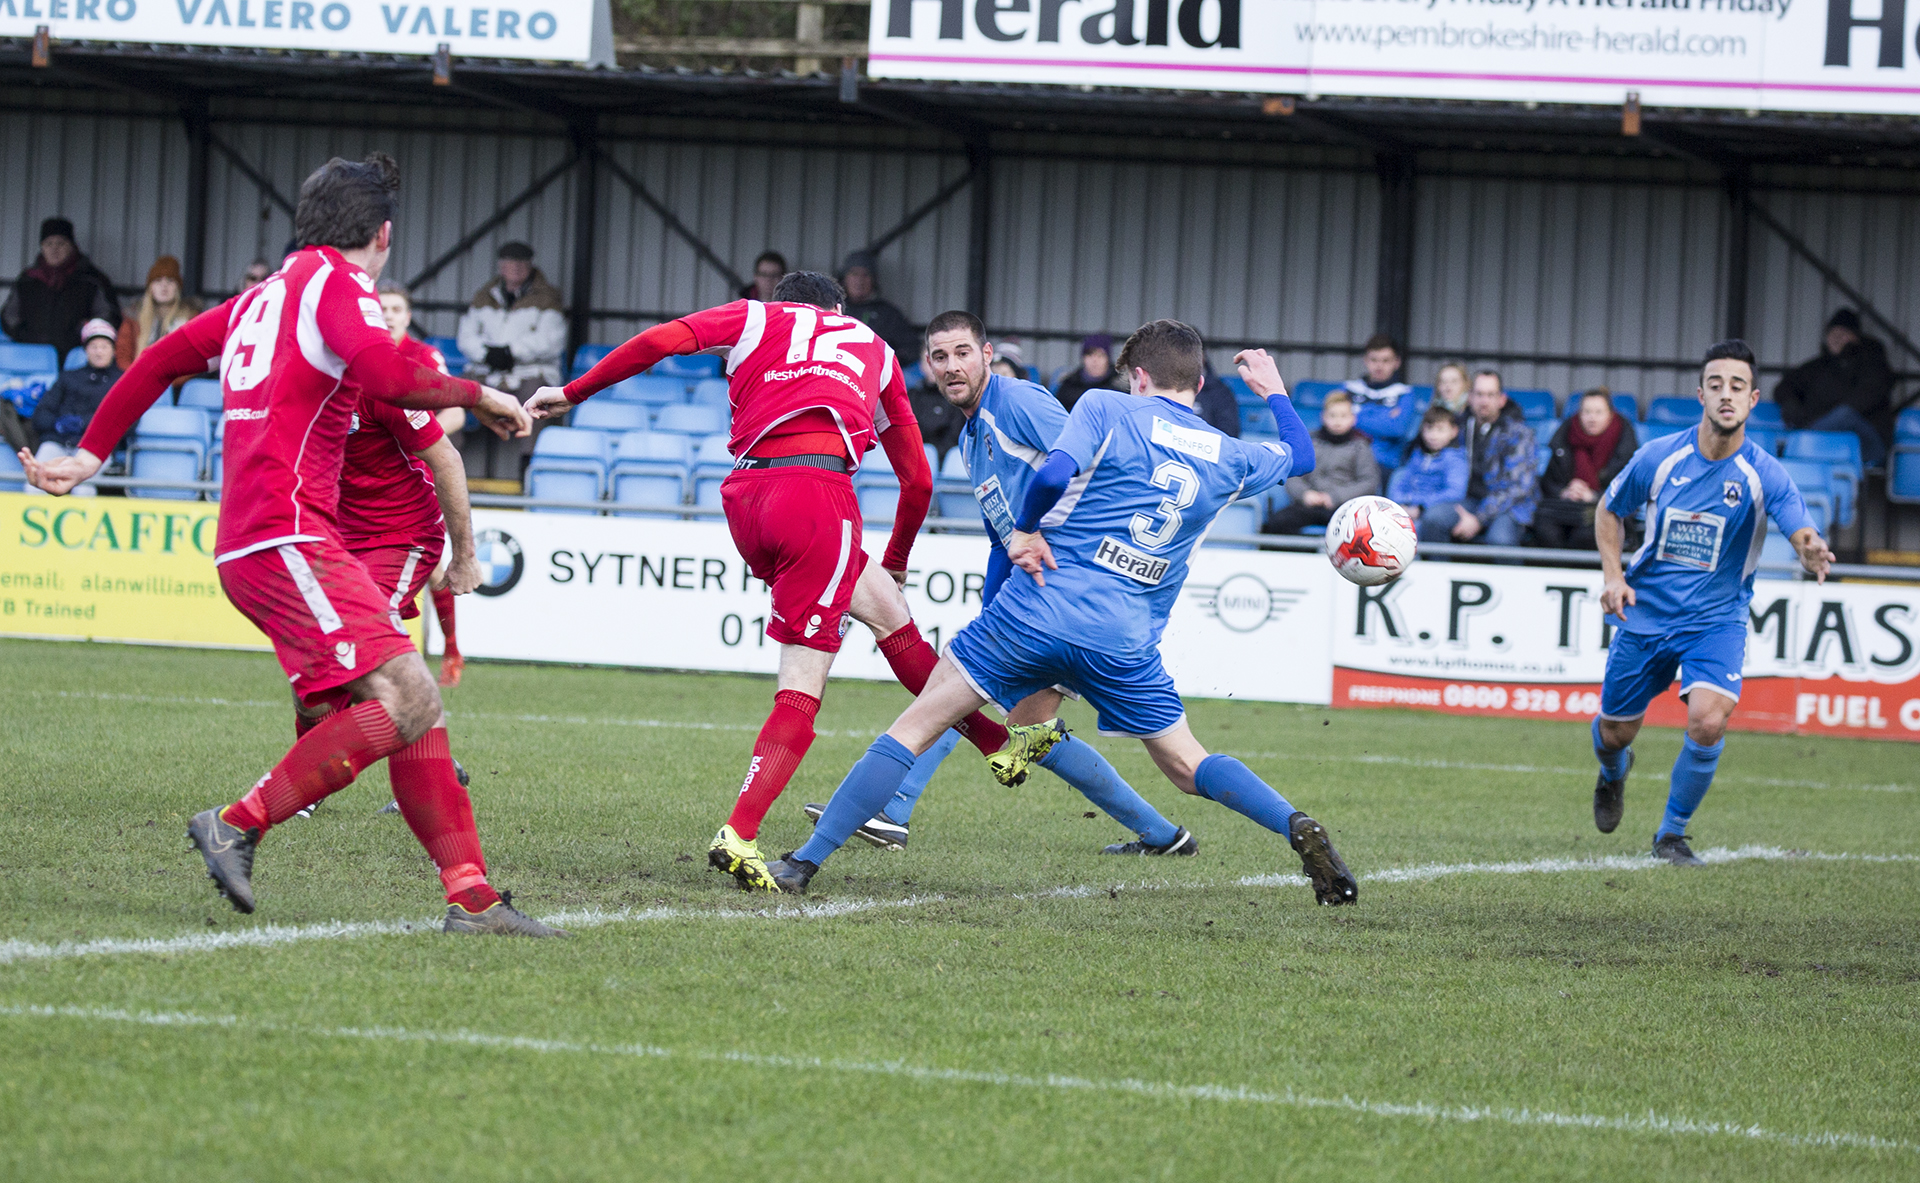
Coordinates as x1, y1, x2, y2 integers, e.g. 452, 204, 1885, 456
27, 318, 119, 495
1532, 387, 1637, 550
839, 250, 918, 360
989, 340, 1028, 381
1054, 333, 1125, 411
116, 255, 202, 369
1342, 333, 1420, 470
238, 257, 273, 293
1, 218, 121, 358
1390, 405, 1470, 541
1442, 369, 1538, 546
1261, 392, 1379, 535
1774, 308, 1895, 466
1431, 361, 1470, 417
381, 283, 466, 437
1195, 356, 1242, 438
741, 250, 786, 300
457, 241, 567, 396
909, 345, 965, 463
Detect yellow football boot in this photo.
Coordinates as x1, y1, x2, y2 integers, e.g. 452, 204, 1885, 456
708, 824, 780, 892
987, 718, 1069, 786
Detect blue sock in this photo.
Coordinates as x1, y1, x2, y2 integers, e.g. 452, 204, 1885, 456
1660, 735, 1722, 840
1039, 736, 1180, 846
1192, 754, 1297, 836
794, 735, 916, 867
1592, 717, 1630, 780
882, 729, 962, 826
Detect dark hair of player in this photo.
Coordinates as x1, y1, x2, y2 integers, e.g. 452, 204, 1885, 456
1701, 338, 1757, 383
770, 270, 845, 310
1115, 319, 1206, 392
294, 153, 400, 252
924, 310, 985, 345
1363, 332, 1401, 356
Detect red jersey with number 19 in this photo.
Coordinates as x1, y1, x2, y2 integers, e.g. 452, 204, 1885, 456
335, 335, 449, 550
214, 245, 403, 565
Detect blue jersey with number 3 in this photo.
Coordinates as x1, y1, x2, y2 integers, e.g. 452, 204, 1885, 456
959, 373, 1067, 550
992, 390, 1295, 655
1602, 429, 1817, 635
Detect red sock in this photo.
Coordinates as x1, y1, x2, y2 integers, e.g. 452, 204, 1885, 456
388, 727, 499, 909
431, 585, 459, 656
877, 623, 1008, 754
221, 700, 404, 835
725, 689, 819, 840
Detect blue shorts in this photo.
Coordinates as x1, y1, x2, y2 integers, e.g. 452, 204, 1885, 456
1599, 620, 1747, 721
947, 608, 1186, 739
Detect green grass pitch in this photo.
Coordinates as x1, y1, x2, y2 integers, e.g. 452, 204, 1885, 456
1, 636, 1916, 1181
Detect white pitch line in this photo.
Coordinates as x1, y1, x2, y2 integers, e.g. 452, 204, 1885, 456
1219, 749, 1915, 793
1, 1002, 1911, 1154
1237, 843, 1920, 888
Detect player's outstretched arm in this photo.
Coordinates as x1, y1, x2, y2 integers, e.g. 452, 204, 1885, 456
417, 436, 481, 594
1006, 529, 1058, 586
57, 300, 232, 487
546, 319, 702, 413
1233, 348, 1315, 475
1790, 527, 1834, 584
19, 446, 103, 496
1595, 502, 1636, 619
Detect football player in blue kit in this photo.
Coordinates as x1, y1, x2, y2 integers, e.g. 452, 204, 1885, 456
803, 311, 1196, 856
768, 321, 1357, 905
1590, 339, 1833, 864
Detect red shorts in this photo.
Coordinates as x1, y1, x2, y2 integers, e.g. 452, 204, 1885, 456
218, 537, 420, 706
721, 466, 867, 654
346, 537, 445, 628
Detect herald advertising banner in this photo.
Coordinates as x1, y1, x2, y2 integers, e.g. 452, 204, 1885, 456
0, 0, 599, 61
1331, 559, 1920, 741
447, 510, 1336, 704
867, 0, 1920, 115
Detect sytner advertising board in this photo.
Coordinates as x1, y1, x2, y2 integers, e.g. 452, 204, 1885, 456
868, 0, 1920, 115
449, 510, 1336, 704
0, 0, 602, 61
1331, 559, 1920, 741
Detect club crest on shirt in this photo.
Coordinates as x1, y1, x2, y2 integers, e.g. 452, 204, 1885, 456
1722, 480, 1743, 508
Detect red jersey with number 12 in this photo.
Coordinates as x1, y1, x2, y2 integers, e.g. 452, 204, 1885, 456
214, 245, 399, 564
680, 299, 911, 468
336, 335, 449, 550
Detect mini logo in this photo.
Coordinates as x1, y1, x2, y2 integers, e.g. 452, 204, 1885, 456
474, 528, 524, 597
805, 613, 823, 638
1092, 536, 1170, 585
1723, 480, 1743, 508
335, 640, 358, 670
1187, 573, 1306, 633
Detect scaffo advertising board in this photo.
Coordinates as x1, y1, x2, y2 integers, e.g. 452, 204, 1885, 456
1331, 559, 1920, 741
447, 510, 1337, 704
0, 0, 601, 61
867, 0, 1920, 116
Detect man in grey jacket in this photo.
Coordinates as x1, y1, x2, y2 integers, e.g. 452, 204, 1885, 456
1261, 392, 1381, 534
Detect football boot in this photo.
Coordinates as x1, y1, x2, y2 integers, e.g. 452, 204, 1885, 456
1652, 833, 1705, 866
1102, 826, 1198, 856
765, 853, 819, 896
709, 824, 779, 892
1593, 748, 1632, 833
988, 719, 1068, 786
802, 802, 908, 851
188, 808, 260, 914
444, 891, 570, 937
1287, 812, 1358, 906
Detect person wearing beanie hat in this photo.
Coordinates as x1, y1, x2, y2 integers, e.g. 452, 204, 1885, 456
1, 216, 121, 358
456, 240, 567, 478
1774, 305, 1895, 466
1053, 331, 1126, 411
117, 254, 203, 370
838, 248, 918, 360
988, 339, 1027, 381
27, 317, 123, 493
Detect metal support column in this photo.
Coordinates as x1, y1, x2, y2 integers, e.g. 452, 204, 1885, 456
567, 129, 600, 363
182, 95, 212, 299
1725, 169, 1751, 341
1373, 150, 1416, 348
966, 138, 992, 317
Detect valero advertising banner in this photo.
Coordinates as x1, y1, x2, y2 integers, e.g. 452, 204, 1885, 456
1331, 559, 1920, 741
0, 0, 599, 61
867, 0, 1920, 115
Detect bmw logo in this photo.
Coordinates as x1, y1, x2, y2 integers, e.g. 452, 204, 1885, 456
474, 528, 524, 597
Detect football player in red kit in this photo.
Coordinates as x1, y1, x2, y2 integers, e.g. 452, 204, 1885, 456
527, 271, 1064, 892
24, 155, 558, 935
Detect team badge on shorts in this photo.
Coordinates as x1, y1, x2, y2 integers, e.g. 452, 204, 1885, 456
1723, 480, 1743, 508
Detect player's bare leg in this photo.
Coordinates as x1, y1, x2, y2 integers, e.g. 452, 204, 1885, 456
428, 555, 463, 687
1140, 721, 1355, 906
1652, 688, 1736, 866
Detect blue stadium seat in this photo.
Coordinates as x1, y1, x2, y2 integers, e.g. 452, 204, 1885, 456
1648, 397, 1697, 426
1638, 421, 1689, 443
176, 378, 224, 411
652, 353, 723, 379
525, 427, 609, 511
130, 402, 214, 498
0, 342, 60, 414
901, 362, 924, 389
64, 347, 87, 371
1748, 401, 1784, 430
1890, 409, 1920, 505
1291, 380, 1339, 409
690, 434, 735, 508
129, 449, 203, 500
923, 443, 939, 474
854, 445, 899, 523
609, 431, 690, 514
1612, 393, 1641, 422
1507, 389, 1556, 420
604, 374, 688, 406
937, 448, 976, 521
1745, 427, 1782, 458
0, 446, 25, 492
1756, 528, 1801, 580
1536, 442, 1553, 474
1783, 430, 1862, 529
570, 343, 616, 379
688, 378, 730, 409
654, 404, 728, 436
1779, 458, 1835, 532
427, 336, 466, 375
571, 400, 651, 434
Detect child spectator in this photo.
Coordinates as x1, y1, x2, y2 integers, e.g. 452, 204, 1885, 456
1389, 405, 1470, 539
28, 318, 120, 495
1262, 392, 1380, 535
1531, 387, 1638, 550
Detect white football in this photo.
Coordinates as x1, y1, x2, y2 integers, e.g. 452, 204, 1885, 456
1324, 495, 1418, 586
